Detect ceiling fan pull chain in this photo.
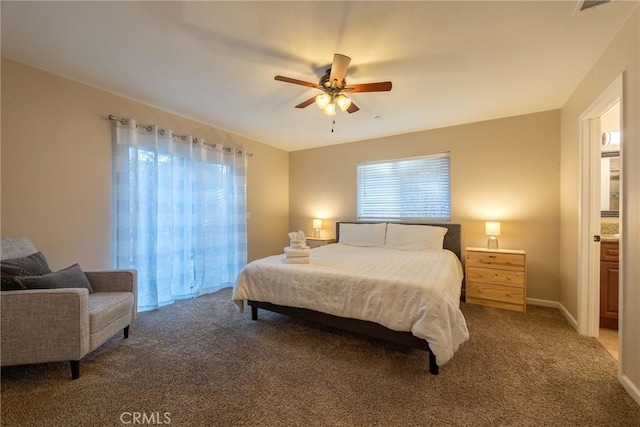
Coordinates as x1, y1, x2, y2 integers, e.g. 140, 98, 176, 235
332, 120, 335, 133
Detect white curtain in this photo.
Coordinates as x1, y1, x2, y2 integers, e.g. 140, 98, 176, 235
114, 118, 247, 312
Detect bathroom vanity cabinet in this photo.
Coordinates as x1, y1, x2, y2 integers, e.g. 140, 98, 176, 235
600, 241, 619, 330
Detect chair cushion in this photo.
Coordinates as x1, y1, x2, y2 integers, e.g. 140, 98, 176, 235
88, 292, 134, 333
1, 252, 52, 291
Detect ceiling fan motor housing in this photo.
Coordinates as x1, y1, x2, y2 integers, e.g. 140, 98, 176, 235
320, 69, 346, 91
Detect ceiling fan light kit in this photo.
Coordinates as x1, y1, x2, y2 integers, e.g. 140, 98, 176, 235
315, 93, 331, 109
275, 53, 392, 117
322, 101, 337, 116
315, 93, 351, 116
336, 94, 352, 111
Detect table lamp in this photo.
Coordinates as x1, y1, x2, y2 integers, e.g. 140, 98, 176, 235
313, 218, 322, 238
486, 221, 501, 249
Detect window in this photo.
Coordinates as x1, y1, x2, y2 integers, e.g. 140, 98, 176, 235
357, 152, 451, 220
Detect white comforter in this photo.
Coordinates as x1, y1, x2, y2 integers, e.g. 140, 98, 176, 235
233, 244, 469, 366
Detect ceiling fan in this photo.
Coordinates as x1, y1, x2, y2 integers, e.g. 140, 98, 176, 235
274, 53, 392, 116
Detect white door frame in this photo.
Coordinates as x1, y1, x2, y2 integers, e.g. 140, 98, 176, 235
577, 74, 623, 338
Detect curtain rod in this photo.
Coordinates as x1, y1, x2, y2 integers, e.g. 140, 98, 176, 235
108, 115, 253, 157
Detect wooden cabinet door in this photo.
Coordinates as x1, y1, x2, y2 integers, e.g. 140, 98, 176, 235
600, 260, 619, 330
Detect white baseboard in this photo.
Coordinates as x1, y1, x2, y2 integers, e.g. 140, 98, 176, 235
526, 297, 559, 308
621, 375, 640, 406
527, 298, 578, 330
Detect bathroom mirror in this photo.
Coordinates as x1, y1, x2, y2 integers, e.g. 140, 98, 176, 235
601, 151, 620, 217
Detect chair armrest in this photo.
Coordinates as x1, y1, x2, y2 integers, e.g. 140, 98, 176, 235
84, 269, 136, 292
0, 289, 90, 366
85, 269, 137, 319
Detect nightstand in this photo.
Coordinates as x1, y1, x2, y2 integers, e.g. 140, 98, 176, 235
306, 237, 336, 249
465, 247, 527, 313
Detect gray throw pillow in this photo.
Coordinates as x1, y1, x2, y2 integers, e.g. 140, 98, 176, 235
1, 251, 52, 291
16, 264, 94, 293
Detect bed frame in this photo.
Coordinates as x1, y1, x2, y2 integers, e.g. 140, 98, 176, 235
248, 222, 462, 375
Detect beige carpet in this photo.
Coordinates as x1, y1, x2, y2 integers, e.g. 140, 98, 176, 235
2, 288, 639, 426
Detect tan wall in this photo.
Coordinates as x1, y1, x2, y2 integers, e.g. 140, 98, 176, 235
560, 5, 640, 395
1, 58, 289, 269
290, 110, 561, 302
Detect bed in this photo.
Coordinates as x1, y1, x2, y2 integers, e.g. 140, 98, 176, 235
233, 222, 469, 375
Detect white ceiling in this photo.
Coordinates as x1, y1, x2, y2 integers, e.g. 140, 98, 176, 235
1, 1, 636, 152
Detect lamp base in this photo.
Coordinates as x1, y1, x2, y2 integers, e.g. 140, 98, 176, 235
487, 236, 499, 250
314, 229, 320, 238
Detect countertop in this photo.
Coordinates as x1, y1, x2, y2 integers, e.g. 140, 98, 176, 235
601, 234, 620, 243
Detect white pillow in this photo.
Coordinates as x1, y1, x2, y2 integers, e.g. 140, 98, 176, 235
339, 223, 387, 247
385, 223, 448, 251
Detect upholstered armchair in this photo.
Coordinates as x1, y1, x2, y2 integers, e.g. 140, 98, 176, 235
0, 237, 137, 379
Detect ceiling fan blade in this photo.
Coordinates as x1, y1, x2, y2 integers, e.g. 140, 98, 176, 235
275, 75, 322, 89
295, 96, 317, 109
328, 54, 351, 87
347, 102, 360, 114
343, 81, 392, 93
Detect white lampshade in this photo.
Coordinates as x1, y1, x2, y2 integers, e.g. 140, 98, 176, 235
485, 221, 501, 236
315, 93, 331, 109
322, 102, 336, 116
336, 94, 352, 111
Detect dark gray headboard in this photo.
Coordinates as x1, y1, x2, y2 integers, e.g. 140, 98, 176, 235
335, 222, 462, 261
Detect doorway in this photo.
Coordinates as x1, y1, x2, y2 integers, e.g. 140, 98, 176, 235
598, 101, 620, 360
577, 75, 623, 368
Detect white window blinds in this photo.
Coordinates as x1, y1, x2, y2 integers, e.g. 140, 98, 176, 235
357, 152, 451, 220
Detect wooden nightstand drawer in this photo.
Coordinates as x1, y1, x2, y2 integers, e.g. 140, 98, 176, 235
467, 266, 525, 287
466, 251, 525, 271
465, 247, 527, 313
467, 282, 525, 305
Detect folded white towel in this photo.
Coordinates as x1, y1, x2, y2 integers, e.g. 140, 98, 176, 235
284, 256, 310, 264
284, 247, 310, 257
289, 240, 307, 249
288, 230, 307, 249
288, 230, 306, 241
